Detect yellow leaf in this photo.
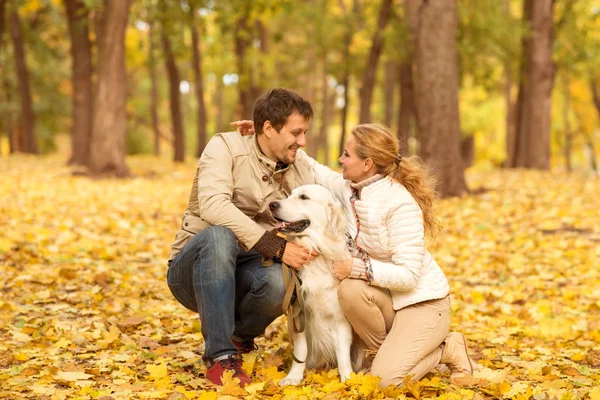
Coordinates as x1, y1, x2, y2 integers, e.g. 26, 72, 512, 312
589, 387, 600, 400
146, 362, 168, 380
541, 379, 568, 390
14, 352, 29, 361
322, 380, 346, 393
0, 238, 13, 253
244, 381, 265, 394
198, 392, 218, 400
174, 386, 197, 399
54, 338, 71, 348
242, 352, 258, 376
54, 371, 93, 381
358, 373, 381, 397
571, 352, 585, 361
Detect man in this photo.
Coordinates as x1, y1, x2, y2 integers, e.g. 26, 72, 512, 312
167, 88, 317, 386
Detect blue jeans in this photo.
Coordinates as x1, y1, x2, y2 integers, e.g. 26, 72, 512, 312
167, 226, 285, 361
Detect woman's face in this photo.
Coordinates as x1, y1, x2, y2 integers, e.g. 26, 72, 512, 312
338, 135, 372, 182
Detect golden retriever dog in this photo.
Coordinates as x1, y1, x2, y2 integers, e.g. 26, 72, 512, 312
269, 184, 353, 385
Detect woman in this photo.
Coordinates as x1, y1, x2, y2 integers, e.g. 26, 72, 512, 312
232, 121, 473, 387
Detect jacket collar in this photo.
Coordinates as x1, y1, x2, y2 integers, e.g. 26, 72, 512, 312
251, 134, 291, 173
351, 174, 385, 191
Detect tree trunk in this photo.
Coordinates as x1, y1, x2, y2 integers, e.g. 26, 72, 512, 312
9, 9, 37, 154
338, 0, 359, 159
503, 0, 517, 167
253, 19, 268, 101
0, 0, 13, 154
591, 78, 600, 121
305, 45, 318, 157
190, 5, 207, 157
504, 67, 517, 167
359, 0, 393, 123
397, 61, 416, 156
64, 0, 93, 165
88, 0, 131, 177
399, 0, 419, 157
383, 59, 396, 128
161, 29, 185, 163
589, 79, 600, 172
562, 75, 571, 172
585, 137, 598, 172
461, 136, 475, 169
408, 0, 467, 197
148, 23, 161, 156
513, 0, 555, 169
338, 70, 350, 160
318, 57, 331, 166
215, 73, 224, 132
234, 14, 253, 119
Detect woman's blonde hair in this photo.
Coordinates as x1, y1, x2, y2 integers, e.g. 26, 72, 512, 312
351, 123, 441, 238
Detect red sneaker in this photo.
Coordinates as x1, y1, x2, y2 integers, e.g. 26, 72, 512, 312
232, 338, 258, 354
206, 354, 251, 386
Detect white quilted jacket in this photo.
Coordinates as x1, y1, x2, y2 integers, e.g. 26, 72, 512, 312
296, 151, 450, 310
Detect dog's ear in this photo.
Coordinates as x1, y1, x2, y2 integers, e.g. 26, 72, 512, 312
327, 201, 346, 238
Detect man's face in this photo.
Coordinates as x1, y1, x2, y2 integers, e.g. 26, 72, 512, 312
265, 113, 309, 164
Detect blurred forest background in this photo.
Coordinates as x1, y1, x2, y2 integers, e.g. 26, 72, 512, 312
0, 0, 599, 196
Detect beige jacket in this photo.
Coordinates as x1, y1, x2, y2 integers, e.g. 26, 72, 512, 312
168, 132, 315, 261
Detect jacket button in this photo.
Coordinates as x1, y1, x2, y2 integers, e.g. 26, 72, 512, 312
262, 175, 269, 182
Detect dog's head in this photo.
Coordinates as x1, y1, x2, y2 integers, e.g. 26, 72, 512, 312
269, 185, 346, 242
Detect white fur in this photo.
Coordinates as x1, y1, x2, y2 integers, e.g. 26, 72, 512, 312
271, 185, 354, 386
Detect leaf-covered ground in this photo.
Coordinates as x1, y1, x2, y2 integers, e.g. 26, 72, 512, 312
1, 154, 599, 400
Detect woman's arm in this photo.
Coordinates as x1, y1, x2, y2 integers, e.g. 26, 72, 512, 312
295, 150, 347, 202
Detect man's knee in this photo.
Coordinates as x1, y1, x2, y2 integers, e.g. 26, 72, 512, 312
254, 266, 285, 315
192, 226, 238, 259
200, 226, 237, 246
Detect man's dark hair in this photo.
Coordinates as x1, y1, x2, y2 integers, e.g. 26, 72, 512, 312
253, 88, 314, 135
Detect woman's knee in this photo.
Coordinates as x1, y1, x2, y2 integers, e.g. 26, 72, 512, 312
337, 279, 369, 310
371, 361, 407, 389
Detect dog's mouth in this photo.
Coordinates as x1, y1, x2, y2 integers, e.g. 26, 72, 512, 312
274, 217, 310, 233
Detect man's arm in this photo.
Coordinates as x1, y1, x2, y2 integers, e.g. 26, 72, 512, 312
197, 135, 316, 267
196, 135, 266, 251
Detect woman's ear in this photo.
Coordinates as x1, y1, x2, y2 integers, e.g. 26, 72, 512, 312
363, 158, 374, 172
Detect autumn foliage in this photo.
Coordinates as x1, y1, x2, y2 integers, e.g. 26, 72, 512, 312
1, 155, 599, 399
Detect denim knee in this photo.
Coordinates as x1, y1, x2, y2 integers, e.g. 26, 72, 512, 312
198, 226, 238, 258
254, 266, 286, 316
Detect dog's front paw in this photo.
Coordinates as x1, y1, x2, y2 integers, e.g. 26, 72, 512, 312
339, 372, 351, 383
279, 376, 303, 386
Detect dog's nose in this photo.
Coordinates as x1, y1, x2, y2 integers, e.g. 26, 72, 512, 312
269, 201, 279, 211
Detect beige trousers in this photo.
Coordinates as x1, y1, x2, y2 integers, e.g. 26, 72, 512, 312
338, 279, 450, 388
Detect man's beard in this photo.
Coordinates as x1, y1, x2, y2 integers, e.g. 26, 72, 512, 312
283, 146, 299, 164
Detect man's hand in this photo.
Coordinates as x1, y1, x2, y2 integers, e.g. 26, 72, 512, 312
230, 120, 255, 136
332, 259, 353, 280
282, 242, 318, 270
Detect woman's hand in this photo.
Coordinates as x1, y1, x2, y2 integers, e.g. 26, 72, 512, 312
332, 259, 353, 280
230, 120, 255, 136
282, 242, 318, 270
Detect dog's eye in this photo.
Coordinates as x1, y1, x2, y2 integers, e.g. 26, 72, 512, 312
300, 194, 310, 200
